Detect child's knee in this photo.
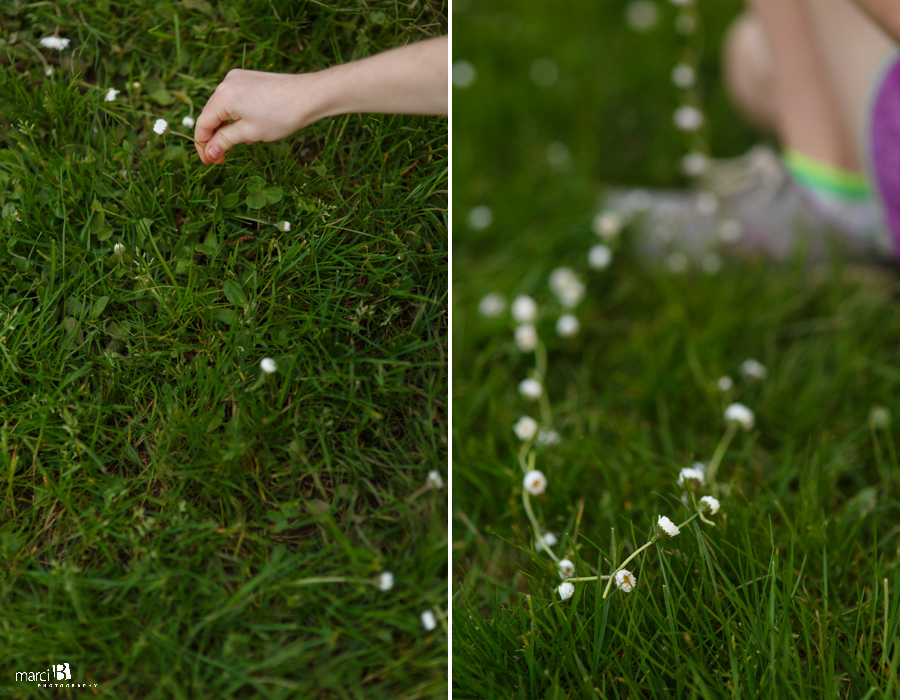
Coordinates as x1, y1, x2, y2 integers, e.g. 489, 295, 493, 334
723, 12, 777, 131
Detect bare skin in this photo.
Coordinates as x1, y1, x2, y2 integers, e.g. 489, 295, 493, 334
194, 36, 448, 165
724, 0, 895, 173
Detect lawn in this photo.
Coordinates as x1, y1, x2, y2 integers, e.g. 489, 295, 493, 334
452, 1, 900, 698
0, 1, 447, 698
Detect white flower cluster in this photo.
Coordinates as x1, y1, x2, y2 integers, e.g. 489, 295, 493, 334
40, 36, 71, 50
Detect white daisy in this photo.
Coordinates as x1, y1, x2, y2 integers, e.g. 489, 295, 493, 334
700, 496, 720, 515
740, 359, 767, 380
478, 292, 506, 318
518, 378, 542, 400
426, 470, 443, 489
625, 1, 659, 32
467, 205, 493, 230
452, 60, 476, 89
522, 469, 547, 496
181, 116, 195, 128
558, 559, 575, 578
677, 466, 705, 487
724, 402, 755, 430
671, 63, 696, 88
511, 295, 538, 323
378, 571, 394, 591
558, 582, 575, 600
589, 244, 613, 270
514, 324, 538, 352
717, 376, 734, 392
276, 221, 292, 233
615, 568, 636, 592
260, 357, 277, 374
421, 610, 437, 631
39, 36, 71, 50
681, 151, 709, 177
152, 118, 169, 135
513, 416, 539, 442
104, 87, 120, 102
592, 211, 622, 240
556, 314, 580, 338
536, 428, 561, 446
673, 105, 704, 132
113, 243, 125, 255
657, 515, 680, 537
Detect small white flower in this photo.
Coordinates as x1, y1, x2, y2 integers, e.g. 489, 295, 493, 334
522, 469, 547, 495
39, 36, 71, 50
671, 63, 696, 88
529, 58, 559, 87
536, 428, 561, 446
513, 416, 539, 442
514, 324, 538, 352
724, 402, 755, 430
511, 295, 538, 323
12, 209, 22, 222
549, 267, 577, 296
104, 87, 120, 102
870, 406, 891, 429
421, 610, 437, 631
132, 81, 141, 89
181, 116, 195, 128
667, 251, 689, 273
452, 60, 476, 88
718, 218, 743, 243
426, 470, 443, 489
547, 141, 570, 167
625, 0, 659, 31
558, 582, 575, 600
276, 221, 292, 233
542, 532, 558, 547
592, 211, 622, 239
113, 243, 125, 255
518, 378, 543, 400
467, 205, 493, 230
700, 495, 720, 515
44, 66, 54, 77
558, 559, 575, 578
673, 105, 704, 132
260, 357, 278, 374
677, 466, 705, 487
557, 280, 585, 309
681, 151, 709, 177
152, 119, 169, 135
378, 571, 394, 591
740, 358, 768, 380
657, 515, 680, 537
615, 568, 636, 593
556, 314, 580, 338
589, 244, 613, 270
478, 292, 506, 318
675, 12, 697, 34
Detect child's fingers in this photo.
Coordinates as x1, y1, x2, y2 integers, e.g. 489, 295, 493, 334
204, 119, 254, 163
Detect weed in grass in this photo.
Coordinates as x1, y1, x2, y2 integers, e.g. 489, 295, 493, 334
1, 1, 447, 698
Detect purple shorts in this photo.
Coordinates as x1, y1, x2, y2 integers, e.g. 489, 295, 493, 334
870, 54, 900, 255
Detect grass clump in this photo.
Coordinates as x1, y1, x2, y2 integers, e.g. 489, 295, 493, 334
0, 1, 447, 698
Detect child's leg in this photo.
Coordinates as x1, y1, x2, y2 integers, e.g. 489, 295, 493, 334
739, 0, 859, 173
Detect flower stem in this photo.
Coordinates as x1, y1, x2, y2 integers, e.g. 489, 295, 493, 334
523, 490, 559, 563
602, 536, 659, 599
563, 575, 611, 583
705, 421, 738, 487
167, 129, 205, 150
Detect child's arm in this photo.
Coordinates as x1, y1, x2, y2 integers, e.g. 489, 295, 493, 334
851, 0, 900, 43
194, 35, 448, 165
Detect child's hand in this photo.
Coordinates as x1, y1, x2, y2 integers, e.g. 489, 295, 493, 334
194, 69, 325, 165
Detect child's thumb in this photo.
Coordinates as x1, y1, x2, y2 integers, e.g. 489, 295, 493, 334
205, 121, 250, 162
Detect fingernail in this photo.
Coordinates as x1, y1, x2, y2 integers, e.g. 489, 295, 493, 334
207, 145, 221, 160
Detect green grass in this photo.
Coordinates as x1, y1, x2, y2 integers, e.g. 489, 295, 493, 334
0, 1, 447, 698
452, 1, 900, 697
